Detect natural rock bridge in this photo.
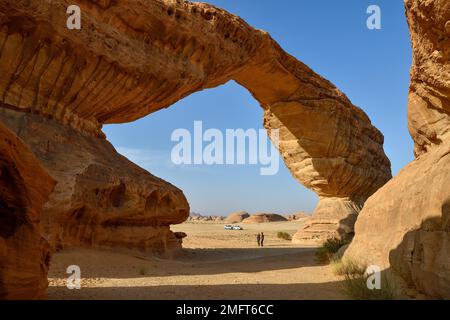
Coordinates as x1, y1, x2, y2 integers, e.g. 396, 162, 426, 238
0, 0, 393, 298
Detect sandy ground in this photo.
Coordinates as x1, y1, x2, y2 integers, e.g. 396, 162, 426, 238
47, 221, 346, 299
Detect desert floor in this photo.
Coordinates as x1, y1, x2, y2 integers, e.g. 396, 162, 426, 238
47, 221, 346, 299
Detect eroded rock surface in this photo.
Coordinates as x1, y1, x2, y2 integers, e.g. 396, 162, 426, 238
0, 107, 189, 254
405, 0, 450, 156
0, 0, 391, 243
344, 0, 450, 299
0, 122, 55, 299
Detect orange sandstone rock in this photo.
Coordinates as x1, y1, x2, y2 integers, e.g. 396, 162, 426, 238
0, 122, 55, 299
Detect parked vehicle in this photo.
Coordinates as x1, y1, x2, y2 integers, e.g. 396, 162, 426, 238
224, 225, 243, 230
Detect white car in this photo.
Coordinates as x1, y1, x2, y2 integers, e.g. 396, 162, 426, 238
224, 225, 243, 230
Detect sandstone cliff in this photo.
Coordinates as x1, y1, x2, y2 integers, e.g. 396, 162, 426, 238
344, 0, 450, 299
0, 122, 55, 299
0, 0, 391, 245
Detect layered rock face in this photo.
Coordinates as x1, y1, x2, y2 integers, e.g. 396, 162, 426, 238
344, 0, 450, 299
406, 0, 450, 157
0, 107, 189, 253
0, 0, 390, 250
0, 122, 55, 299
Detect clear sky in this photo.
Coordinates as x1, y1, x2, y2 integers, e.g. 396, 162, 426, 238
104, 0, 413, 216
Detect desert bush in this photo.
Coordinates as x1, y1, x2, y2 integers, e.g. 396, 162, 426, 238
277, 231, 292, 241
138, 266, 148, 276
315, 237, 350, 264
343, 272, 395, 300
332, 259, 366, 276
333, 259, 395, 300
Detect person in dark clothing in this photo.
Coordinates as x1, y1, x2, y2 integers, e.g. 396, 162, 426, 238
256, 233, 261, 247
260, 232, 265, 247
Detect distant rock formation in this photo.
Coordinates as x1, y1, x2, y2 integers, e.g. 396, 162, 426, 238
0, 122, 55, 299
286, 212, 309, 221
187, 213, 225, 222
225, 211, 250, 223
0, 0, 391, 248
344, 0, 450, 299
243, 213, 288, 223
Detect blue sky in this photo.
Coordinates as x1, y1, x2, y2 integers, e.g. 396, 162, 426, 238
104, 0, 413, 216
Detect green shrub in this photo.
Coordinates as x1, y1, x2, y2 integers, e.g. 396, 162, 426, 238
343, 272, 395, 300
138, 266, 148, 276
315, 237, 350, 264
277, 231, 292, 241
333, 259, 396, 300
332, 259, 366, 276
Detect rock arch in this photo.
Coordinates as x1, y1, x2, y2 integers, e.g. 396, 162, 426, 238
0, 0, 391, 252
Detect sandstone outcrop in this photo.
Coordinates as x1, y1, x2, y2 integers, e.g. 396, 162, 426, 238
243, 213, 288, 223
405, 0, 450, 157
225, 211, 250, 224
0, 122, 55, 299
0, 107, 189, 254
0, 0, 391, 244
344, 0, 450, 299
293, 198, 360, 244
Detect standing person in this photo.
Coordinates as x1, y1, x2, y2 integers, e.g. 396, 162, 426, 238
256, 233, 261, 247
260, 232, 265, 247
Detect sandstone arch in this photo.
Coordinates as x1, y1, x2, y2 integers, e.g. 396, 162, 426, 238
0, 0, 391, 251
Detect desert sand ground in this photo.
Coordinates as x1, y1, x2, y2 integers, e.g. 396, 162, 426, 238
47, 220, 346, 299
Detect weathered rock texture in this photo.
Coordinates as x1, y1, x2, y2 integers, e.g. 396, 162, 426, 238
0, 0, 391, 244
344, 0, 450, 299
225, 211, 250, 224
0, 107, 189, 254
0, 122, 55, 299
243, 213, 288, 224
406, 0, 450, 157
